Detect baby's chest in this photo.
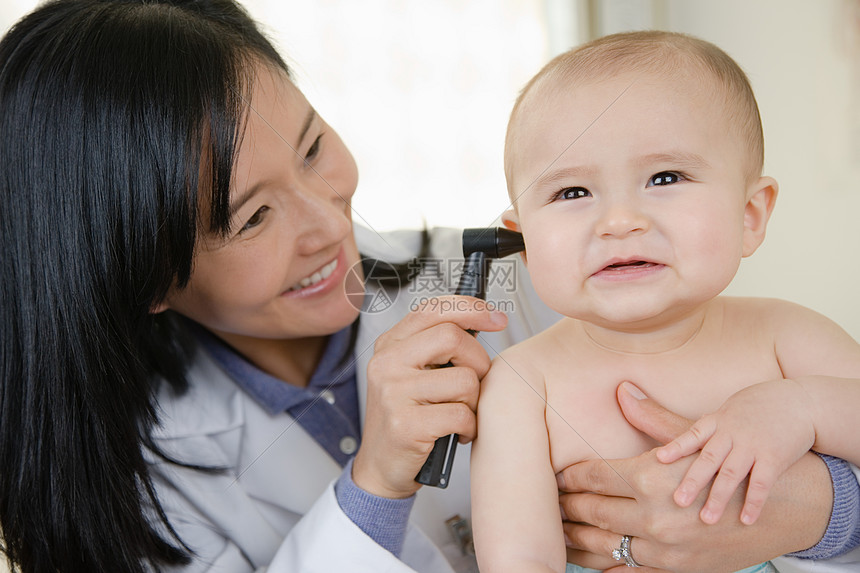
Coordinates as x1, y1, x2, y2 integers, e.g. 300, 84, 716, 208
542, 346, 784, 471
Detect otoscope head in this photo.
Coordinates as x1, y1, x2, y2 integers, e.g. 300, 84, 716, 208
462, 227, 525, 259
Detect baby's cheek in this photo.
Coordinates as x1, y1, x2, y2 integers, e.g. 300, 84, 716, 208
529, 259, 576, 313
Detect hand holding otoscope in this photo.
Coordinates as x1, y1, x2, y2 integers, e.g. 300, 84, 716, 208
415, 227, 525, 488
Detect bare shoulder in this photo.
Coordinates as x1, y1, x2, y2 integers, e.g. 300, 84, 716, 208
495, 316, 569, 360
719, 296, 814, 317
483, 319, 576, 402
719, 296, 846, 333
721, 297, 860, 378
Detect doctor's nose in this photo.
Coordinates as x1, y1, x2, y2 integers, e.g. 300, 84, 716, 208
293, 181, 353, 255
594, 197, 650, 238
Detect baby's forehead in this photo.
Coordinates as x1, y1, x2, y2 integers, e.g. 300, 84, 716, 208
515, 50, 759, 154
525, 60, 712, 111
511, 69, 708, 148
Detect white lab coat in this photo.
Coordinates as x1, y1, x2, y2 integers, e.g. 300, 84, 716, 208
149, 226, 560, 572
148, 226, 860, 573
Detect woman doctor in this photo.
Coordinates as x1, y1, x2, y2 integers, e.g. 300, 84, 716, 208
0, 1, 856, 572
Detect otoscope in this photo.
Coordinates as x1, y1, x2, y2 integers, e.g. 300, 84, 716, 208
415, 226, 526, 488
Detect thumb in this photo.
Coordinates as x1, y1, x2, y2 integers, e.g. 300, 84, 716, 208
617, 381, 693, 444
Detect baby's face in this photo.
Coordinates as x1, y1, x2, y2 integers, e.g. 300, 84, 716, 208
506, 71, 759, 330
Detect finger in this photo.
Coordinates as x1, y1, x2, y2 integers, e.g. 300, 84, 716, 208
377, 295, 507, 346
370, 398, 476, 449
700, 449, 754, 524
740, 462, 780, 525
415, 367, 480, 411
559, 491, 636, 533
371, 321, 492, 375
368, 372, 479, 445
419, 402, 478, 443
565, 548, 618, 571
617, 381, 693, 444
563, 523, 623, 570
564, 523, 652, 569
556, 458, 632, 495
672, 433, 732, 508
656, 416, 717, 463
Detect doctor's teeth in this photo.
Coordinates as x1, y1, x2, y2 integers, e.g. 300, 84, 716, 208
324, 259, 338, 277
294, 259, 338, 290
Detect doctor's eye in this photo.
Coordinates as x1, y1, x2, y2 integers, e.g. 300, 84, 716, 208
240, 206, 269, 233
304, 134, 322, 164
647, 171, 684, 187
556, 187, 591, 201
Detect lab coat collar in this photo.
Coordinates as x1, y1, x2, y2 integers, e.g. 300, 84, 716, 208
152, 346, 246, 440
152, 345, 342, 516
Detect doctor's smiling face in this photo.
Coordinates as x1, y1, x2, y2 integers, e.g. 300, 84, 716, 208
163, 65, 363, 352
503, 68, 777, 333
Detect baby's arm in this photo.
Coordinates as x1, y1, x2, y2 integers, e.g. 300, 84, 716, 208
658, 301, 860, 525
656, 378, 815, 525
471, 350, 567, 573
791, 376, 860, 464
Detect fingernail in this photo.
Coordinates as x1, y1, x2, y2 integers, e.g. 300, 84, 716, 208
490, 310, 507, 326
701, 508, 715, 523
741, 511, 754, 525
621, 381, 646, 400
559, 503, 568, 520
556, 473, 565, 489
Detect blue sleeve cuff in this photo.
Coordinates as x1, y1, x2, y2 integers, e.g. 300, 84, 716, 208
788, 454, 860, 559
333, 458, 416, 557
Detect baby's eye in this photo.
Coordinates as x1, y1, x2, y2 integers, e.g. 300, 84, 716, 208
557, 187, 591, 200
240, 206, 269, 233
647, 171, 684, 186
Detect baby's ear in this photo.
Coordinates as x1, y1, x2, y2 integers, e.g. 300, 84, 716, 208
742, 176, 778, 257
500, 209, 527, 264
501, 208, 521, 233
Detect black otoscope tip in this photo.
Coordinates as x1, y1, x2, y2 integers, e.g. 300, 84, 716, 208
462, 227, 525, 258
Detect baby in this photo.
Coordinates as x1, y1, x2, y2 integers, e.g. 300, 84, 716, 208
470, 31, 860, 573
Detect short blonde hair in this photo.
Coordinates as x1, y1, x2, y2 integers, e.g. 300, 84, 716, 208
505, 31, 764, 193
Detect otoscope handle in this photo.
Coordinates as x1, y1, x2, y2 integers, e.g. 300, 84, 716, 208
415, 251, 488, 488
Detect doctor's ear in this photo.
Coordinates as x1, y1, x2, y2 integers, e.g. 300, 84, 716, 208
150, 291, 173, 314
742, 176, 778, 257
501, 209, 527, 264
150, 301, 170, 314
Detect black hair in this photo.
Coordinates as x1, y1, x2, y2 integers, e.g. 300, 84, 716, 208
0, 1, 288, 570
